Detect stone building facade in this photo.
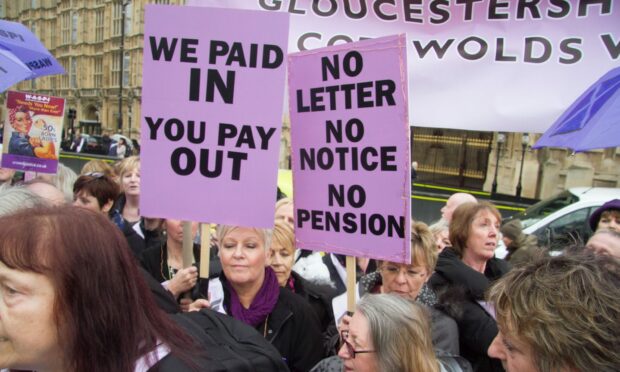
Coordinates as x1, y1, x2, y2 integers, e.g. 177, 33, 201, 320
1, 0, 183, 138
484, 133, 619, 200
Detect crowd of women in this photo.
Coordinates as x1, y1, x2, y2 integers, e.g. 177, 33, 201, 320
0, 155, 619, 372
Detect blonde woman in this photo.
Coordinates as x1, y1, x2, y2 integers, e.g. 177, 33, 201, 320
110, 156, 141, 232
269, 221, 336, 352
210, 224, 323, 371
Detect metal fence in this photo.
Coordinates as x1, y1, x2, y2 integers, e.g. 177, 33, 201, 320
412, 127, 493, 190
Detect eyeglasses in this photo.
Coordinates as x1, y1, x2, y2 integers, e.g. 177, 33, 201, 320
340, 330, 375, 359
380, 265, 424, 279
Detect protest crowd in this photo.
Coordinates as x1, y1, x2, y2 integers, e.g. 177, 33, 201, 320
1, 3, 620, 372
0, 154, 619, 372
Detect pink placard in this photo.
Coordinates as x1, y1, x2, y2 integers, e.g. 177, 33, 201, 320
141, 5, 289, 226
288, 35, 411, 263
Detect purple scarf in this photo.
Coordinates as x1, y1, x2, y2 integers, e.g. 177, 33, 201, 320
226, 267, 280, 327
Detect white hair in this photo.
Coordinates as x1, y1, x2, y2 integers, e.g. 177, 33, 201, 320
0, 186, 47, 216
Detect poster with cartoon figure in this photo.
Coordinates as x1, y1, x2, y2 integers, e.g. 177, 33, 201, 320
1, 91, 64, 173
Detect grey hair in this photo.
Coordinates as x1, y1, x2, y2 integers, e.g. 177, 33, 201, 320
51, 163, 78, 203
356, 294, 439, 372
216, 224, 273, 251
0, 186, 47, 216
429, 219, 449, 236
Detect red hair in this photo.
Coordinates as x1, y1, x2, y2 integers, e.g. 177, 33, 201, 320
0, 206, 198, 371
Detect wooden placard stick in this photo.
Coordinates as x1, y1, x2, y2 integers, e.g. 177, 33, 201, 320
182, 221, 194, 268
346, 255, 356, 313
200, 223, 211, 279
181, 221, 194, 299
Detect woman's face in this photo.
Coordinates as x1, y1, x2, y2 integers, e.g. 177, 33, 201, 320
338, 311, 378, 372
121, 168, 140, 196
488, 328, 538, 372
219, 227, 267, 288
380, 260, 430, 300
435, 229, 450, 252
165, 219, 198, 244
597, 211, 620, 232
0, 261, 64, 371
11, 112, 32, 134
268, 242, 295, 287
73, 190, 102, 213
275, 203, 294, 228
465, 209, 500, 261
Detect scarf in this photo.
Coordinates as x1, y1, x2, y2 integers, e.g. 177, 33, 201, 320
226, 267, 280, 327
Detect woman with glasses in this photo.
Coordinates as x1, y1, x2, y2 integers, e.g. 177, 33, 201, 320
429, 201, 510, 372
342, 294, 444, 372
356, 221, 460, 356
311, 224, 470, 371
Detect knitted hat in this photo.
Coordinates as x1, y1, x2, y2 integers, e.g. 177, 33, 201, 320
500, 219, 523, 241
589, 199, 620, 230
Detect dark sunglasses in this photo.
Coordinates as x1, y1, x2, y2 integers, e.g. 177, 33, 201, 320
340, 330, 375, 359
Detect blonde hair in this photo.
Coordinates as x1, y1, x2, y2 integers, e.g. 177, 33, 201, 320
216, 225, 273, 252
357, 294, 440, 372
379, 221, 437, 271
411, 221, 438, 271
275, 197, 293, 214
271, 220, 295, 256
118, 155, 140, 179
80, 159, 116, 179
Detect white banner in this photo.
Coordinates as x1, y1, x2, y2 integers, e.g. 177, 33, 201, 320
188, 0, 620, 133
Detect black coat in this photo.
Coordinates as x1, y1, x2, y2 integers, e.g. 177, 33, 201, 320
147, 310, 288, 371
122, 221, 146, 259
290, 271, 336, 333
141, 242, 201, 283
139, 266, 181, 314
429, 248, 510, 372
290, 271, 337, 356
141, 242, 222, 282
220, 276, 324, 372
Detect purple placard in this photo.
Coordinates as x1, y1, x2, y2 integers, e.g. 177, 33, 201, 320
288, 35, 411, 264
140, 5, 289, 226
